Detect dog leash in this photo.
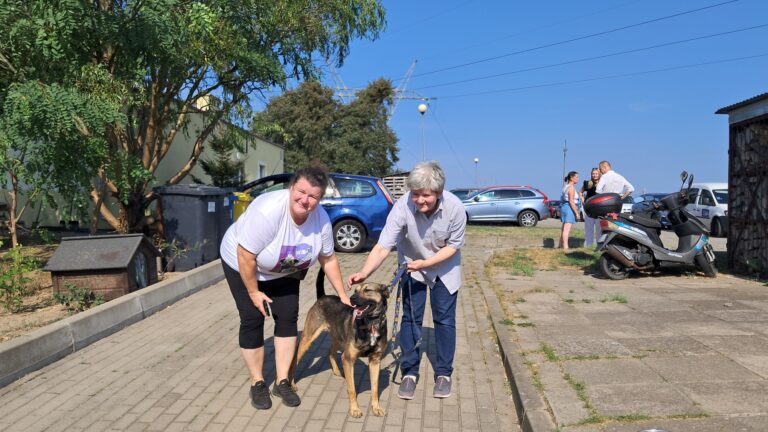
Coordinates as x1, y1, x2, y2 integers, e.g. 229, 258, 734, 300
384, 263, 424, 383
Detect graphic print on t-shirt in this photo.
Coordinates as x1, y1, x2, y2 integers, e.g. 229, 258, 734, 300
271, 244, 313, 273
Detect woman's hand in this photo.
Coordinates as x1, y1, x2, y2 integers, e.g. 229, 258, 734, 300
248, 290, 273, 317
347, 272, 367, 288
339, 293, 353, 307
407, 259, 427, 272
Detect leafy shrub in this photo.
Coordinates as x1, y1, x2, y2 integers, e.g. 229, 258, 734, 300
53, 283, 104, 313
0, 245, 39, 313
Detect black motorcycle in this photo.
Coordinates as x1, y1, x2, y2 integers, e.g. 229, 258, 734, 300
586, 171, 717, 280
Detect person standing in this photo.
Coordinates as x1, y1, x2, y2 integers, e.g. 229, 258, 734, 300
580, 167, 602, 247
596, 160, 634, 199
347, 161, 467, 400
559, 171, 581, 249
219, 167, 352, 410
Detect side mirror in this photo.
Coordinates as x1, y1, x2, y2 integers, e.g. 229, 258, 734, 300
680, 171, 688, 182
473, 196, 480, 202
687, 174, 694, 189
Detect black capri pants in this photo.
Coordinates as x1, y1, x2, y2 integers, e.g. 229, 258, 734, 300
222, 261, 300, 349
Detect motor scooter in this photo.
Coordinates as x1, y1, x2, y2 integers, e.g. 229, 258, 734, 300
587, 171, 717, 280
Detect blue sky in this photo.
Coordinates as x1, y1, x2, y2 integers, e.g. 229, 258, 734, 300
305, 0, 767, 199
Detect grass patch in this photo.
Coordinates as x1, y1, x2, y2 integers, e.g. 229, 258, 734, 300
498, 319, 515, 326
541, 343, 559, 361
491, 247, 599, 276
564, 372, 598, 421
491, 250, 536, 276
516, 322, 535, 327
601, 294, 628, 304
563, 298, 574, 304
563, 354, 604, 361
610, 414, 652, 422
558, 249, 600, 269
666, 412, 710, 420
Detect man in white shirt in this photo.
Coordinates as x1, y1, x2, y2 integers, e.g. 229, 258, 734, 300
596, 160, 634, 199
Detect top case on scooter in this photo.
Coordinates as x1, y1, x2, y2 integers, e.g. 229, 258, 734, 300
584, 193, 622, 218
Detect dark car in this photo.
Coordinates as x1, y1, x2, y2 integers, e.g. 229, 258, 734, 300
239, 173, 394, 253
548, 200, 561, 219
631, 193, 672, 229
450, 188, 479, 201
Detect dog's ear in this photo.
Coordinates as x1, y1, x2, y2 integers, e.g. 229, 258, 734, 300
378, 283, 390, 298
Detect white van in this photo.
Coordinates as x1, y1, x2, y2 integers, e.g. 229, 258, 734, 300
685, 183, 728, 237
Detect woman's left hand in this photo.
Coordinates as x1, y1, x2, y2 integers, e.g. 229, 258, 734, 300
339, 294, 353, 307
407, 260, 427, 271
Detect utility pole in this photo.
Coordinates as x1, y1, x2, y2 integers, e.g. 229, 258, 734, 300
419, 104, 428, 160
328, 60, 434, 120
562, 139, 568, 181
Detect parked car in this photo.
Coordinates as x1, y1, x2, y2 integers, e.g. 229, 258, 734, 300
685, 182, 728, 237
462, 185, 549, 227
548, 200, 561, 219
631, 193, 672, 229
450, 188, 479, 201
239, 173, 394, 252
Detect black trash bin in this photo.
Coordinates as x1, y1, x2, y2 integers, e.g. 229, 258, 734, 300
155, 185, 233, 271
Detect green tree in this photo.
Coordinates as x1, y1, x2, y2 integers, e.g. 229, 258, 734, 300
0, 80, 122, 246
0, 0, 386, 234
254, 79, 398, 175
331, 78, 398, 175
193, 129, 246, 188
253, 81, 339, 171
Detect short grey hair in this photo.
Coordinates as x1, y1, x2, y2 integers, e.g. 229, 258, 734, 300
407, 161, 445, 193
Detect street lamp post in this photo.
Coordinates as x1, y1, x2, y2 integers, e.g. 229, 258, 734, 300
473, 157, 479, 188
418, 103, 428, 160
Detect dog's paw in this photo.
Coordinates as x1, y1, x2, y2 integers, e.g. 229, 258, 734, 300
371, 405, 386, 417
331, 369, 342, 377
349, 407, 364, 418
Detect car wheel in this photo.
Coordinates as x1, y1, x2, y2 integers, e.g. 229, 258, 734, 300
710, 217, 723, 237
333, 219, 367, 253
517, 210, 538, 227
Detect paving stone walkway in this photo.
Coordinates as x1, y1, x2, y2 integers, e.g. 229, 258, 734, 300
0, 252, 519, 432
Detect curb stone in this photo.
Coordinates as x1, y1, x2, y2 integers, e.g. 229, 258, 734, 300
474, 249, 557, 432
0, 259, 224, 388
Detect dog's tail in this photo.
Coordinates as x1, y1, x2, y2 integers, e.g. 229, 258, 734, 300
316, 267, 326, 299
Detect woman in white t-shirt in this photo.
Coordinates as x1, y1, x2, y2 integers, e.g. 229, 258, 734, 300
220, 167, 352, 410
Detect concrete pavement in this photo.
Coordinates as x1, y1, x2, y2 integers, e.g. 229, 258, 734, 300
480, 222, 768, 431
0, 252, 519, 432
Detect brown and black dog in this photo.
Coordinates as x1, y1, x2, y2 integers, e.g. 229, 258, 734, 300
290, 282, 389, 417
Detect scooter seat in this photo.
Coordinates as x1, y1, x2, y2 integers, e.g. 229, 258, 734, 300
618, 213, 662, 229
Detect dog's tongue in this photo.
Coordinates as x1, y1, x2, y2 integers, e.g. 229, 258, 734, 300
352, 304, 369, 320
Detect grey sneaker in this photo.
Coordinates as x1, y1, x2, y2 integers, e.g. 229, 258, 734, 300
397, 375, 417, 400
272, 379, 301, 407
250, 380, 272, 409
433, 376, 452, 398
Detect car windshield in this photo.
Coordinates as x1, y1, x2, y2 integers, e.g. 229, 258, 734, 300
713, 189, 728, 204
452, 189, 478, 200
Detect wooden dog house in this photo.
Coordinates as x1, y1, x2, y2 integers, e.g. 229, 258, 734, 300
44, 234, 161, 301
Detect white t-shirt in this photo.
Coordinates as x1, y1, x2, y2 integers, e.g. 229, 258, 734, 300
220, 189, 334, 281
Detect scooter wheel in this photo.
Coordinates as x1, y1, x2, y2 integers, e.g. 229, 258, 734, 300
599, 254, 629, 280
695, 253, 717, 277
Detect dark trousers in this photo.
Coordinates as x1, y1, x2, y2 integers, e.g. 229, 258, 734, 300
222, 261, 300, 349
399, 274, 457, 380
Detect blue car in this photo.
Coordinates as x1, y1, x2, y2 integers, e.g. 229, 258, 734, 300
240, 173, 394, 253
